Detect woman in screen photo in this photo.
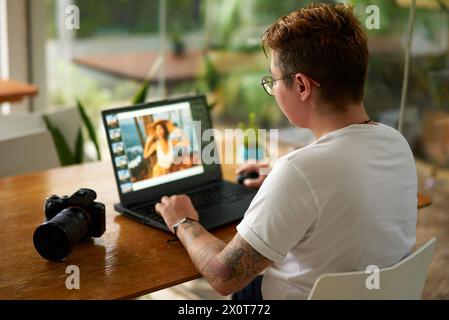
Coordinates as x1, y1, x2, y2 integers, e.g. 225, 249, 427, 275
144, 120, 175, 177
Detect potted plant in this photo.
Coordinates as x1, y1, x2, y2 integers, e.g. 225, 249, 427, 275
237, 112, 264, 162
43, 101, 101, 166
170, 31, 186, 57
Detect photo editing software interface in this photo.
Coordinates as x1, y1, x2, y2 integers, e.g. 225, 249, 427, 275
105, 99, 207, 194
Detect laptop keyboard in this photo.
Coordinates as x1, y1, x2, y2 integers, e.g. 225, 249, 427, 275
129, 184, 250, 225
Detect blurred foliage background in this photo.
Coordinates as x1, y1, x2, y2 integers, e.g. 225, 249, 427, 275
43, 0, 449, 161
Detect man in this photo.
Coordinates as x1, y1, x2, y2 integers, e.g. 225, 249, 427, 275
155, 3, 417, 299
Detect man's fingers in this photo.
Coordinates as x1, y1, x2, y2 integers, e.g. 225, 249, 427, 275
236, 162, 270, 175
155, 202, 164, 213
243, 177, 264, 189
236, 163, 260, 175
161, 196, 170, 204
178, 194, 190, 201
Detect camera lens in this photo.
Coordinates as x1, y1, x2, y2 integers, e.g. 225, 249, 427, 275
33, 208, 90, 261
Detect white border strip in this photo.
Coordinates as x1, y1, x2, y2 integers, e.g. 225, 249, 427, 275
117, 102, 191, 120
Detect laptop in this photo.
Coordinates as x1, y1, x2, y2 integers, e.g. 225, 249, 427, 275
102, 95, 257, 232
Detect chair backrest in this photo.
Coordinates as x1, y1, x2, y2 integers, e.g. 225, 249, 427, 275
0, 113, 45, 140
307, 238, 437, 300
0, 129, 60, 177
0, 107, 81, 147
44, 107, 82, 153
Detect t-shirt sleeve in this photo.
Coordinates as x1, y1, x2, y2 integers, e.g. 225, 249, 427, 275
236, 158, 318, 263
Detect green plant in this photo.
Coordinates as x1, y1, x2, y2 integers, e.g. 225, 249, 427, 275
48, 59, 155, 167
170, 31, 186, 57
77, 100, 102, 161
132, 80, 151, 104
238, 112, 265, 161
44, 102, 101, 166
202, 54, 221, 93
44, 115, 83, 166
238, 112, 260, 149
194, 54, 223, 111
429, 69, 449, 112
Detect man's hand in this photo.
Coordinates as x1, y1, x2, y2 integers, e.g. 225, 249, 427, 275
236, 162, 271, 189
155, 195, 199, 233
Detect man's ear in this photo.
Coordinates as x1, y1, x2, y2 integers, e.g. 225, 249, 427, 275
295, 74, 311, 101
296, 77, 305, 93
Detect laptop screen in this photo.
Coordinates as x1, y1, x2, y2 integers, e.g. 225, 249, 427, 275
104, 97, 208, 196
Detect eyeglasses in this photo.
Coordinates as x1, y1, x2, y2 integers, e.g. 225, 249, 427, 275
260, 73, 321, 96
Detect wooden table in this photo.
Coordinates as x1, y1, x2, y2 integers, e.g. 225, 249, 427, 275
0, 161, 432, 299
0, 79, 38, 103
0, 162, 237, 299
418, 193, 432, 209
73, 50, 265, 83
73, 51, 203, 83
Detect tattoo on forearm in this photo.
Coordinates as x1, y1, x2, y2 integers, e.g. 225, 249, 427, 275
180, 220, 206, 244
195, 240, 226, 272
202, 235, 271, 286
179, 221, 226, 269
220, 248, 245, 280
178, 221, 271, 292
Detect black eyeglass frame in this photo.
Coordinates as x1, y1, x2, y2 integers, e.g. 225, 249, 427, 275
260, 73, 321, 96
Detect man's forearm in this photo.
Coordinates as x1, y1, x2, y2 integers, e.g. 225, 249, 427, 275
176, 220, 226, 276
175, 219, 271, 296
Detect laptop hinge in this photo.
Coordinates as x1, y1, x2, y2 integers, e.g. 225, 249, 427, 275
125, 201, 140, 209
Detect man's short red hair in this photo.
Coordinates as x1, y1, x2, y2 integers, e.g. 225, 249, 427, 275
262, 3, 369, 112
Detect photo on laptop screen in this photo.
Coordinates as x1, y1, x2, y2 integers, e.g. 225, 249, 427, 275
105, 101, 204, 194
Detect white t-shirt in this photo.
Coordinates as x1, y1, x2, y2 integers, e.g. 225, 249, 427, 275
236, 123, 418, 300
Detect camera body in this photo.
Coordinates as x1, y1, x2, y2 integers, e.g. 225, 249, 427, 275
33, 188, 106, 261
44, 188, 105, 238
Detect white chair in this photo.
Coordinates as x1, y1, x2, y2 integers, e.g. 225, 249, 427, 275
0, 113, 45, 140
0, 107, 82, 152
0, 129, 60, 177
307, 238, 437, 300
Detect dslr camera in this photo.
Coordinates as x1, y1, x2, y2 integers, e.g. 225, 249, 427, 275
33, 188, 106, 262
